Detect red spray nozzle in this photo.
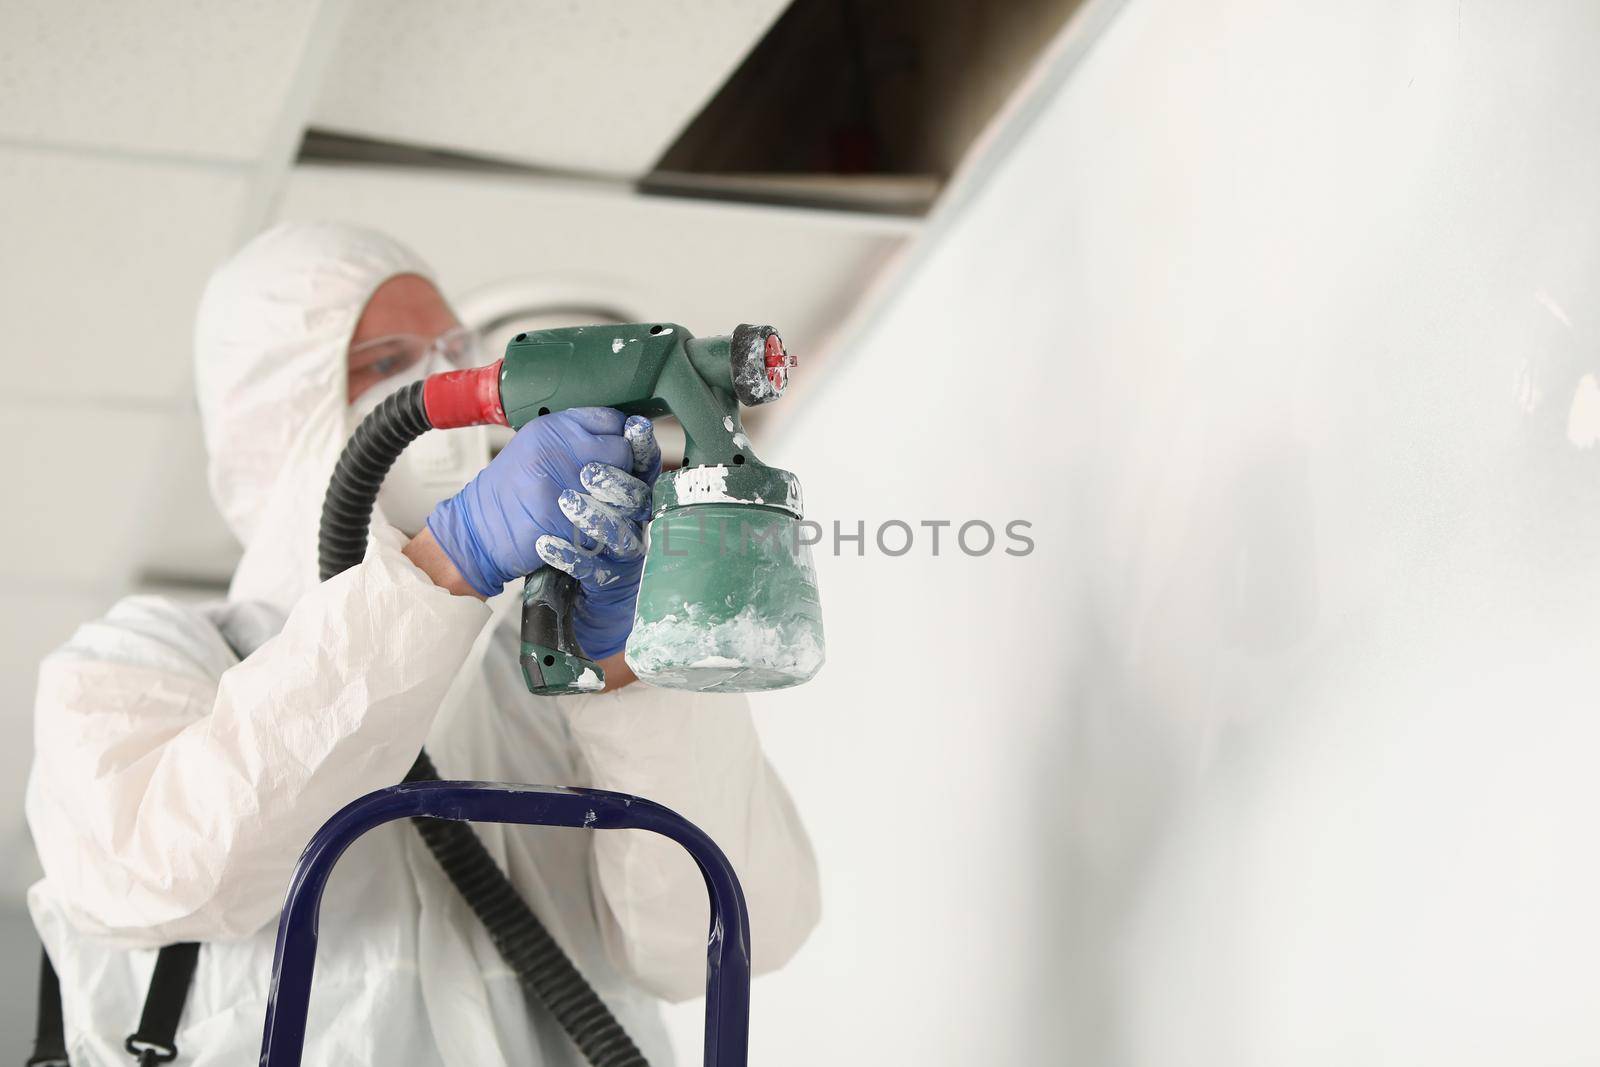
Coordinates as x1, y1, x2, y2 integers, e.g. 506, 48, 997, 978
763, 333, 793, 394
422, 360, 508, 429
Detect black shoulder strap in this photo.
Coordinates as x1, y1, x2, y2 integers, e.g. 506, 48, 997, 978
27, 948, 68, 1067
28, 940, 202, 1067
123, 942, 200, 1065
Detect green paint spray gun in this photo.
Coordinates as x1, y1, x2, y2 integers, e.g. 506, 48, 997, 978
320, 323, 825, 696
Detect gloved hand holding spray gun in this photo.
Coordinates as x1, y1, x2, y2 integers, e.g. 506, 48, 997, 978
427, 406, 663, 672
321, 322, 825, 696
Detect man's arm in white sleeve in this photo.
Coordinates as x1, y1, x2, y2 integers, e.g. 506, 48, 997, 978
26, 530, 490, 946
563, 688, 821, 1001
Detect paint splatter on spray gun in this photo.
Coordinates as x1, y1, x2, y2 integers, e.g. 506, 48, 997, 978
320, 323, 824, 695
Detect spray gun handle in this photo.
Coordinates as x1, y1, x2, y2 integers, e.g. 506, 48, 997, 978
518, 568, 605, 695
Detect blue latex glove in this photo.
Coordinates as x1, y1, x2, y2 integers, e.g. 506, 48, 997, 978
533, 417, 660, 660
427, 408, 632, 597
427, 408, 661, 659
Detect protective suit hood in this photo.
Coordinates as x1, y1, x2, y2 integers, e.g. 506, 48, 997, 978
193, 222, 433, 612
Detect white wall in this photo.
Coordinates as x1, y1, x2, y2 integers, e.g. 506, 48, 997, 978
714, 0, 1600, 1063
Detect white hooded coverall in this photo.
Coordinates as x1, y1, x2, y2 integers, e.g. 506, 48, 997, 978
25, 223, 821, 1067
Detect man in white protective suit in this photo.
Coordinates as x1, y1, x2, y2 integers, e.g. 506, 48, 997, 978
24, 222, 821, 1067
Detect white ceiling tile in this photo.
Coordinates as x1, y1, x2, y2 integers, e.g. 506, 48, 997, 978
3, 402, 174, 589
0, 147, 254, 403
0, 0, 328, 161
312, 0, 791, 176
133, 409, 242, 588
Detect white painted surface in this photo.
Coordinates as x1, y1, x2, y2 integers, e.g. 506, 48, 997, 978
0, 0, 326, 161
3, 401, 189, 590
312, 0, 790, 176
682, 0, 1600, 1063
0, 148, 255, 403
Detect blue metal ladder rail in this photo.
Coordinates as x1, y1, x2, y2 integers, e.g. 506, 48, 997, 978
256, 781, 752, 1067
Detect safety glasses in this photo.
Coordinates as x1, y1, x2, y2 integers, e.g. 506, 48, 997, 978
349, 324, 484, 380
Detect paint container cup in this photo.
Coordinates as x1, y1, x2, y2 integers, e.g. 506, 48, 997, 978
626, 467, 824, 693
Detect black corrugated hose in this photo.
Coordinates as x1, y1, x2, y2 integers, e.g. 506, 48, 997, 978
318, 382, 649, 1067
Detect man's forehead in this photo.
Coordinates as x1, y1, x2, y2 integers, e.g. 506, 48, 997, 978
353, 274, 456, 341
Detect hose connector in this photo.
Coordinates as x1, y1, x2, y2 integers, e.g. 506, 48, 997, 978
422, 359, 508, 429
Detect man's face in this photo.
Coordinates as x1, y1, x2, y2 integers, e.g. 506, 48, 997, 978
347, 273, 461, 403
